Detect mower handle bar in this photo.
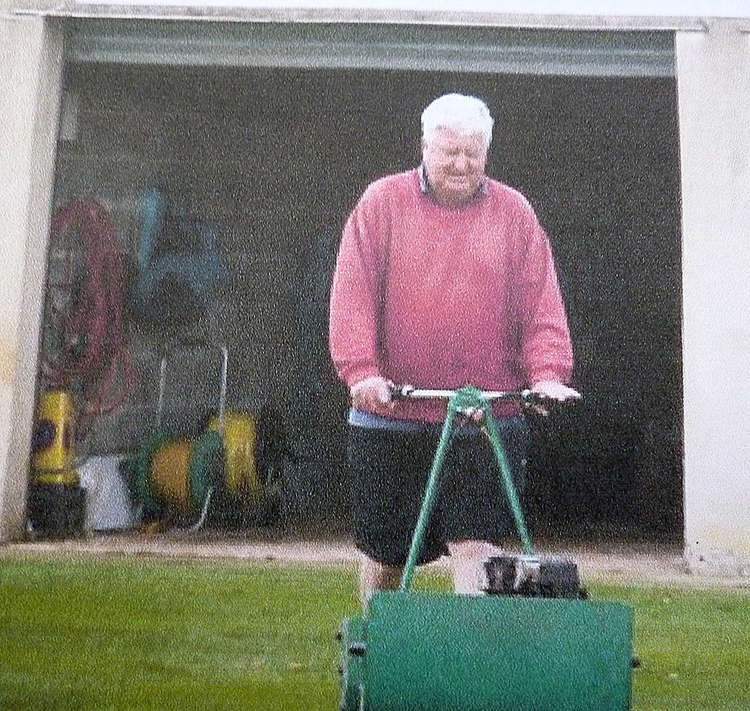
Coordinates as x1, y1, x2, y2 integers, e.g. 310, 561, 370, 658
394, 383, 579, 589
395, 383, 540, 588
391, 385, 539, 404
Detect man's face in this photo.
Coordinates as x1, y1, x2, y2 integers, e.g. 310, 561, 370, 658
422, 127, 488, 207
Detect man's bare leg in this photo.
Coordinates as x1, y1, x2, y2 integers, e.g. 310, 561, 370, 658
448, 540, 504, 595
360, 554, 403, 607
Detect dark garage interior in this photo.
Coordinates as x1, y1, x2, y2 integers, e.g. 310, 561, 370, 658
41, 57, 684, 542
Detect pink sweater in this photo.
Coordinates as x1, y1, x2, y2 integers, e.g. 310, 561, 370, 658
329, 169, 573, 422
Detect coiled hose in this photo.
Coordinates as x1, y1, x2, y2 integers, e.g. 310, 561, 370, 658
42, 199, 137, 425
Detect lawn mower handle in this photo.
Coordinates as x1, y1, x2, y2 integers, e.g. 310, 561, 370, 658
394, 384, 541, 591
391, 385, 534, 401
391, 384, 547, 409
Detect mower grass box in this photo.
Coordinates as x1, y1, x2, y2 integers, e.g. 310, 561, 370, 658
339, 591, 633, 711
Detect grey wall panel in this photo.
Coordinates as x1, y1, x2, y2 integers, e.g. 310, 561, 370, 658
65, 19, 676, 77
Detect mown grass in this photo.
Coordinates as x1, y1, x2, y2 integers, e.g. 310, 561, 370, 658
0, 556, 748, 710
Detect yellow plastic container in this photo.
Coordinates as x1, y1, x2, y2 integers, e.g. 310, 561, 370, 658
32, 390, 76, 477
149, 438, 193, 510
209, 413, 261, 502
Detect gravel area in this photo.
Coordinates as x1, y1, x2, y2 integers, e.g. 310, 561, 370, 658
3, 528, 749, 591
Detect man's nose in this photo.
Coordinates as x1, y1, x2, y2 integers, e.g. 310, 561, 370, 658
452, 152, 468, 171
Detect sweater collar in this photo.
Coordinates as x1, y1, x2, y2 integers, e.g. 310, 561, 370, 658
417, 164, 489, 201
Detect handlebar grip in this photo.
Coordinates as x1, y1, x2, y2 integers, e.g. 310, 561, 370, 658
390, 385, 415, 399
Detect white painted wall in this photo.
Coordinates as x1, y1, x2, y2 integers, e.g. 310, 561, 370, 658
676, 20, 750, 575
0, 15, 64, 540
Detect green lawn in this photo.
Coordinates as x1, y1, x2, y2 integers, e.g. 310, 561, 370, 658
0, 556, 748, 710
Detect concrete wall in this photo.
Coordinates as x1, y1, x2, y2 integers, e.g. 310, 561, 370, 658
677, 20, 750, 575
0, 15, 64, 540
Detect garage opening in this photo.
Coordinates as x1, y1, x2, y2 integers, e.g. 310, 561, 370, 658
44, 25, 682, 543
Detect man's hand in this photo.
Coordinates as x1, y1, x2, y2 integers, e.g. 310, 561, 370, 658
531, 380, 582, 402
350, 376, 395, 415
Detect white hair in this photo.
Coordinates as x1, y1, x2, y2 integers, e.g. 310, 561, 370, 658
421, 93, 494, 148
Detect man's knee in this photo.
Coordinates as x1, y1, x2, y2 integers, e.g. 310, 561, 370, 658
359, 555, 403, 606
448, 539, 504, 595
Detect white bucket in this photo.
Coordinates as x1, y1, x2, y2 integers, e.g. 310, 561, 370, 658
78, 455, 137, 530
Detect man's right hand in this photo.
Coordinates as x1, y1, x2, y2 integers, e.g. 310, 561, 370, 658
350, 376, 395, 415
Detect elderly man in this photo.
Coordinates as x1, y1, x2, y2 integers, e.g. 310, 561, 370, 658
329, 93, 579, 604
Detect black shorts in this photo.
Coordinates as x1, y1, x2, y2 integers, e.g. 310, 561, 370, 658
347, 418, 530, 566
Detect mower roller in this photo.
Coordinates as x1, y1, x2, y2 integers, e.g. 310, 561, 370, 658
337, 386, 635, 711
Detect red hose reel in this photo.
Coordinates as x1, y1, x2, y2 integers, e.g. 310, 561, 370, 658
42, 198, 137, 421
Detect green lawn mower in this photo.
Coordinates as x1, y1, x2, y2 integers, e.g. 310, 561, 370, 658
338, 386, 636, 711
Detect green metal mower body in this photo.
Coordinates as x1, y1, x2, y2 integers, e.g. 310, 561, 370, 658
339, 591, 633, 711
